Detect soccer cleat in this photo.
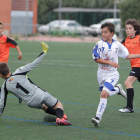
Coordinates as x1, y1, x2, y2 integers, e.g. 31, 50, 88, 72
19, 98, 22, 103
63, 114, 67, 120
119, 107, 134, 113
116, 84, 127, 99
91, 117, 100, 127
56, 118, 71, 125
40, 42, 49, 53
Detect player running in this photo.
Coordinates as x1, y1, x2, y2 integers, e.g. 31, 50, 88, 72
119, 19, 140, 113
91, 22, 140, 127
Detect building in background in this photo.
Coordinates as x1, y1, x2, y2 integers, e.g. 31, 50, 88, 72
0, 0, 38, 35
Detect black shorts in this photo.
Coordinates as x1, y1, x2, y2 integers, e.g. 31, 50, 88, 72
129, 67, 140, 82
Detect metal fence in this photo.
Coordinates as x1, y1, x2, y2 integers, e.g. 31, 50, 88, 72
2, 23, 125, 42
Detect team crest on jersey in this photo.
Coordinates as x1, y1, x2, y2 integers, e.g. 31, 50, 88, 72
133, 41, 137, 44
115, 48, 118, 54
0, 41, 3, 44
9, 78, 13, 82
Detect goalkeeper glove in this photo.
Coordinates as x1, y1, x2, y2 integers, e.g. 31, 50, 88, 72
40, 42, 49, 53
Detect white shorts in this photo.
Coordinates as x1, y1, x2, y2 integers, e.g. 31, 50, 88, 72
97, 70, 119, 91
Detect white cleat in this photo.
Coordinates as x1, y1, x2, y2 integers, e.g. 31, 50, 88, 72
119, 107, 134, 113
92, 117, 100, 127
116, 84, 127, 99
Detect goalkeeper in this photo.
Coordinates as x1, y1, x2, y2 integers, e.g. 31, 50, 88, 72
0, 42, 71, 125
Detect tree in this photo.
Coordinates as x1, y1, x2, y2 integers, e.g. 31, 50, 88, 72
38, 0, 59, 24
119, 0, 140, 28
38, 0, 114, 24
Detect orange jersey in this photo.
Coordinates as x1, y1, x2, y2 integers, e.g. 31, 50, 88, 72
0, 35, 16, 63
122, 35, 140, 68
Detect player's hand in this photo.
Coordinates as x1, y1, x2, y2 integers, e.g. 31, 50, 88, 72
18, 52, 22, 60
40, 42, 49, 53
109, 61, 119, 68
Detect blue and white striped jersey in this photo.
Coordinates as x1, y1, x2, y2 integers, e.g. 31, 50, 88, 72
92, 39, 129, 72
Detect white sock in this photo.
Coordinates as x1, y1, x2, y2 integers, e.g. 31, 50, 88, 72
109, 87, 119, 97
96, 98, 107, 120
114, 87, 119, 94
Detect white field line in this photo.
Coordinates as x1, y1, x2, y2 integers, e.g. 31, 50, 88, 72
9, 60, 131, 69
10, 52, 89, 55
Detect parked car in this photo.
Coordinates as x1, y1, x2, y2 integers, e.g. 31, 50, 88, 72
38, 20, 91, 36
89, 18, 121, 36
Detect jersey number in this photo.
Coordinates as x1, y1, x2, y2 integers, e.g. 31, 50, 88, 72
16, 83, 29, 94
111, 79, 114, 83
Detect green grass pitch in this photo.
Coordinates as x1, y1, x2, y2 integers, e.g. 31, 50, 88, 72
0, 41, 140, 140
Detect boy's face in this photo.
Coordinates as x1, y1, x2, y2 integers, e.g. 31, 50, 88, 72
126, 24, 136, 38
0, 24, 3, 35
101, 27, 113, 42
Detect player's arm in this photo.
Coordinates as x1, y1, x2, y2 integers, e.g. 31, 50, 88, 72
14, 42, 49, 74
15, 52, 46, 74
126, 54, 140, 59
92, 44, 119, 68
6, 37, 17, 46
7, 37, 22, 60
15, 45, 22, 60
118, 42, 140, 60
0, 83, 8, 117
95, 58, 119, 68
121, 38, 125, 45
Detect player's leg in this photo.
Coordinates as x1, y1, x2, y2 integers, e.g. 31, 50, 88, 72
92, 88, 108, 127
115, 84, 127, 99
53, 101, 71, 125
109, 84, 127, 99
119, 76, 137, 113
42, 104, 67, 120
42, 91, 71, 125
92, 72, 119, 127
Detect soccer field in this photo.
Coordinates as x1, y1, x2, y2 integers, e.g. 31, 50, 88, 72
1, 41, 140, 140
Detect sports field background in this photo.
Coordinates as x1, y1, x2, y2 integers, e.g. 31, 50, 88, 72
1, 41, 140, 140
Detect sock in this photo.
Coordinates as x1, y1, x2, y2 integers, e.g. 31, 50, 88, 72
55, 108, 64, 118
109, 87, 119, 97
45, 107, 56, 116
96, 98, 107, 120
127, 88, 134, 109
114, 87, 119, 94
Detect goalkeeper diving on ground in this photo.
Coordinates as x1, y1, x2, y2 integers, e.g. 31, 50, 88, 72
0, 42, 71, 125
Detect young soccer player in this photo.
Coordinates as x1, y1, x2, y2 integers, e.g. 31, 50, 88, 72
0, 22, 22, 103
91, 22, 140, 127
119, 19, 140, 113
0, 42, 71, 126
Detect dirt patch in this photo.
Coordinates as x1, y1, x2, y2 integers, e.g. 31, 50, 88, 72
19, 35, 101, 43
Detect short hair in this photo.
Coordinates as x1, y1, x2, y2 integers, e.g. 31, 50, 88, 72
101, 22, 115, 33
125, 19, 140, 35
0, 62, 10, 76
0, 22, 3, 27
